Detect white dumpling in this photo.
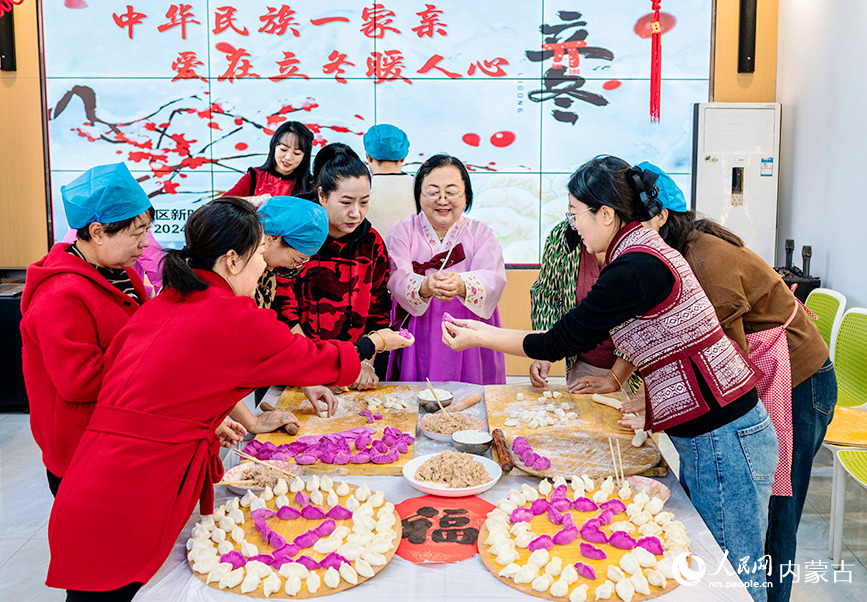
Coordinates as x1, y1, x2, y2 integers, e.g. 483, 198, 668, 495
514, 531, 535, 548
495, 548, 520, 565
273, 478, 289, 497
210, 528, 227, 543
355, 558, 375, 578
569, 584, 589, 602
307, 474, 320, 492
213, 507, 226, 522
355, 483, 371, 502
514, 565, 538, 584
249, 496, 267, 511
326, 490, 339, 507
228, 497, 240, 511
509, 521, 530, 536
632, 546, 658, 568
362, 551, 387, 566
498, 563, 521, 578
240, 541, 258, 558
619, 552, 641, 575
337, 543, 364, 561
538, 478, 553, 496
601, 476, 615, 493
217, 540, 234, 555
527, 548, 550, 568
646, 568, 667, 588
320, 474, 334, 491
192, 555, 219, 574
309, 489, 324, 505
618, 485, 633, 500
219, 517, 236, 532
638, 522, 663, 537
521, 484, 540, 501
313, 537, 341, 555
240, 573, 261, 594
545, 557, 563, 576
560, 563, 579, 585
633, 491, 650, 507
592, 489, 609, 504
550, 576, 570, 598
191, 524, 210, 539
275, 494, 290, 509
609, 521, 636, 533
206, 562, 232, 585
365, 540, 392, 554
262, 573, 281, 597
284, 576, 302, 596
645, 497, 665, 516
228, 508, 245, 526
261, 485, 275, 502
498, 499, 518, 514
331, 526, 351, 540
339, 562, 358, 584
246, 560, 272, 579
218, 567, 244, 589
335, 481, 350, 496
655, 511, 674, 525
230, 526, 245, 543
346, 496, 361, 512
630, 573, 651, 595
324, 567, 340, 588
306, 572, 321, 594
508, 490, 526, 506
278, 563, 309, 579
607, 565, 626, 582
581, 474, 595, 491
614, 578, 635, 602
531, 574, 554, 593
655, 558, 674, 580
594, 579, 615, 600
240, 489, 257, 508
290, 477, 305, 493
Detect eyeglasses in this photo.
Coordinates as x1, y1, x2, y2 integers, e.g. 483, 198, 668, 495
565, 208, 592, 230
422, 190, 464, 201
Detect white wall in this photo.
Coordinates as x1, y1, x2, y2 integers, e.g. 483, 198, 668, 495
776, 1, 867, 307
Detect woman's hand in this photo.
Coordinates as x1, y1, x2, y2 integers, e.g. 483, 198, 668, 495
529, 360, 552, 388
249, 193, 272, 209
302, 385, 338, 417
351, 362, 379, 391
370, 328, 415, 352
250, 410, 300, 434
434, 272, 465, 300
568, 373, 619, 394
620, 396, 645, 414
215, 416, 247, 448
441, 318, 489, 351
618, 413, 645, 430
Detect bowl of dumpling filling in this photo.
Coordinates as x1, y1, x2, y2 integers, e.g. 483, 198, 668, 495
403, 450, 501, 497
418, 411, 486, 441
220, 460, 302, 495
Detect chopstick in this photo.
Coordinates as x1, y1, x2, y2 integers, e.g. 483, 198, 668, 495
425, 378, 459, 425
437, 220, 469, 272
215, 479, 255, 486
232, 449, 299, 480
608, 437, 625, 488
616, 439, 625, 488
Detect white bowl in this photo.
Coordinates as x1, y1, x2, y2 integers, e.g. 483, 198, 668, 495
418, 412, 486, 442
402, 453, 502, 497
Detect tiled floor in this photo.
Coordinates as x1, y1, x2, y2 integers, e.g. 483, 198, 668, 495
2, 387, 865, 600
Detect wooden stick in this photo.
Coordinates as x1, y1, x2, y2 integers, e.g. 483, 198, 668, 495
616, 439, 625, 487
608, 437, 618, 485
437, 219, 469, 272
215, 479, 255, 486
425, 378, 459, 426
233, 449, 299, 480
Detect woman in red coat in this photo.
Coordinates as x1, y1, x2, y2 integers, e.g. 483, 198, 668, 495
46, 197, 412, 600
21, 163, 153, 497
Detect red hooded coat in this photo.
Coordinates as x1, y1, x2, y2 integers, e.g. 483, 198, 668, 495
20, 243, 146, 477
46, 270, 360, 591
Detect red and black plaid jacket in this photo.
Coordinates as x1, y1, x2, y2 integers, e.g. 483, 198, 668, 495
273, 219, 391, 343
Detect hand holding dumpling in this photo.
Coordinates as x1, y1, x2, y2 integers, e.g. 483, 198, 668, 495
441, 317, 489, 351
215, 416, 247, 448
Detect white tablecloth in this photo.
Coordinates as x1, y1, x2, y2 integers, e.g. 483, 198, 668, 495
135, 385, 752, 601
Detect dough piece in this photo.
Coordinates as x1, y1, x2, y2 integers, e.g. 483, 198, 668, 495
528, 419, 540, 429
340, 562, 359, 585
553, 391, 563, 399
335, 481, 350, 496
355, 558, 375, 578
306, 572, 321, 594
594, 580, 615, 600
591, 394, 622, 410
263, 573, 281, 597
504, 418, 519, 427
240, 573, 261, 594
290, 477, 305, 493
570, 584, 590, 602
543, 390, 553, 398
614, 578, 635, 602
261, 485, 275, 501
206, 562, 232, 585
516, 393, 525, 401
279, 563, 309, 579
324, 567, 340, 588
631, 430, 648, 447
219, 567, 244, 589
531, 574, 554, 593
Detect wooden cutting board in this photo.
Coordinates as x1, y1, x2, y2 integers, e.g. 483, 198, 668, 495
484, 385, 664, 478
191, 482, 401, 598
512, 429, 661, 479
823, 406, 867, 447
255, 385, 422, 476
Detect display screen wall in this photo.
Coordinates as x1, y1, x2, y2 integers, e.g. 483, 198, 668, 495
42, 1, 710, 263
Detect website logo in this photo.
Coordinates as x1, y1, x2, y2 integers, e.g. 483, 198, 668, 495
673, 552, 707, 586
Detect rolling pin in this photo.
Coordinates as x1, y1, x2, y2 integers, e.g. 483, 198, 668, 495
258, 401, 300, 435
449, 393, 482, 413
491, 428, 514, 473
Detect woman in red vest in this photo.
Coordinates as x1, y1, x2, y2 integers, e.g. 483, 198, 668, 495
21, 163, 153, 497
46, 197, 412, 601
443, 156, 778, 602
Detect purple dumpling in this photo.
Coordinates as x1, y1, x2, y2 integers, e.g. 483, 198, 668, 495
636, 536, 665, 555
294, 491, 309, 506
351, 451, 371, 464
319, 552, 350, 569
509, 507, 535, 523
579, 542, 608, 560
326, 505, 352, 520
596, 508, 615, 525
315, 519, 336, 537
546, 505, 564, 525
276, 506, 302, 520
250, 508, 276, 521
294, 454, 317, 465
572, 497, 599, 512
248, 554, 276, 565
301, 505, 327, 520
608, 531, 637, 550
527, 534, 555, 551
532, 456, 551, 470
219, 550, 247, 569
294, 555, 321, 570
574, 561, 598, 580
530, 498, 550, 515
551, 484, 569, 499
579, 522, 608, 544
292, 529, 320, 548
550, 498, 573, 513
552, 526, 579, 546
600, 498, 627, 515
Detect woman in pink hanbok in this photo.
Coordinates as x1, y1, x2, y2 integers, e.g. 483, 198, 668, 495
386, 154, 506, 384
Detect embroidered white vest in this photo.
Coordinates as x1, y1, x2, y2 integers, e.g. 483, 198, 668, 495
607, 223, 759, 431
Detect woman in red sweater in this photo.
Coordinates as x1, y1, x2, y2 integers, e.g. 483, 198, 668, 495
46, 197, 411, 601
21, 163, 154, 497
224, 121, 313, 204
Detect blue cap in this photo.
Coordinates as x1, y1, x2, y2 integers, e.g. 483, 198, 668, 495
637, 161, 687, 213
60, 163, 152, 230
363, 124, 409, 161
258, 196, 329, 256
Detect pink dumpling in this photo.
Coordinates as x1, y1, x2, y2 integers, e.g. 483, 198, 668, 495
530, 498, 549, 515
293, 530, 320, 549
552, 526, 579, 546
551, 484, 569, 499
600, 498, 627, 515
276, 506, 302, 520
250, 508, 276, 521
546, 506, 564, 525
550, 498, 573, 513
294, 491, 309, 506
301, 505, 327, 520
608, 531, 637, 550
579, 542, 607, 560
220, 550, 247, 569
596, 508, 615, 525
294, 555, 321, 570
509, 507, 535, 523
579, 522, 608, 544
315, 519, 336, 537
527, 534, 555, 551
326, 505, 352, 520
573, 497, 599, 512
574, 561, 598, 580
636, 536, 665, 555
351, 451, 371, 463
532, 456, 551, 470
319, 552, 350, 569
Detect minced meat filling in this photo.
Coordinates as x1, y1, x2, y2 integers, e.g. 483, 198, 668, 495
414, 450, 491, 488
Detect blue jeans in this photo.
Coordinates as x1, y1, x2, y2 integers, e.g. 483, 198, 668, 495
670, 403, 779, 602
766, 358, 836, 602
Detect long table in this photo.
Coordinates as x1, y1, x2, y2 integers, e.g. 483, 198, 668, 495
135, 384, 752, 601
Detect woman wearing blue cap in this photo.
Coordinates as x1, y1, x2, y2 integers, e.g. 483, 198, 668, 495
20, 163, 156, 496
442, 155, 777, 601
363, 123, 414, 238
633, 169, 833, 602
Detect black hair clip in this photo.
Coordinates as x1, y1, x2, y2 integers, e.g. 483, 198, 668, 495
628, 168, 662, 219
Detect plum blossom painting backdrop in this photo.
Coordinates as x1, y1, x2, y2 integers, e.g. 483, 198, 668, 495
43, 0, 710, 263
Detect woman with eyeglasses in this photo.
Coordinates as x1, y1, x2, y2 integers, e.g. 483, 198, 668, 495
386, 154, 506, 384
275, 148, 392, 390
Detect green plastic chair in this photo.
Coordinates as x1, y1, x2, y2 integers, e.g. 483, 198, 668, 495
833, 308, 867, 407
805, 288, 847, 355
830, 449, 867, 568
